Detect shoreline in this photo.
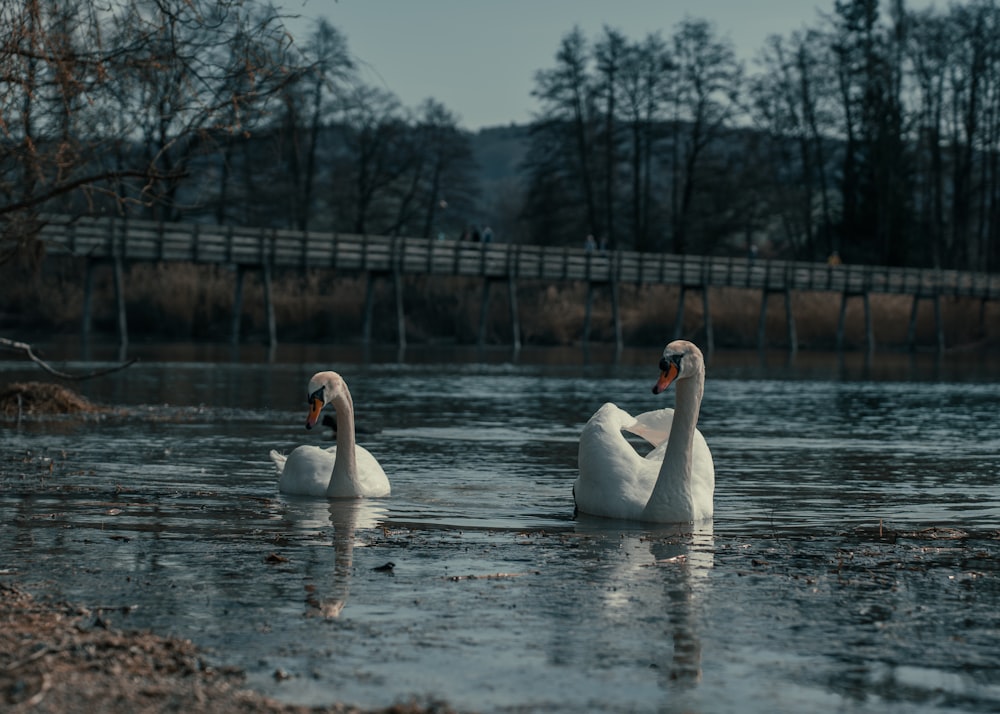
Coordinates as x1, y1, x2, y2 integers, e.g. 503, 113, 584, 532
0, 581, 451, 713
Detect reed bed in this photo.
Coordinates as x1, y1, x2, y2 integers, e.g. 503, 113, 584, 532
2, 258, 994, 350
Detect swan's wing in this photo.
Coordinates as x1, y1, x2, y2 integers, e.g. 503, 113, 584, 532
623, 407, 676, 448
269, 449, 287, 473
575, 403, 653, 520
277, 445, 337, 497
354, 444, 391, 498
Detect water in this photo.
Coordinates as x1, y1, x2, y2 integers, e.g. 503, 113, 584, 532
2, 347, 1000, 712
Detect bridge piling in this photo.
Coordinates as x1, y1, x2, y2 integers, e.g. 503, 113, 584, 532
837, 291, 874, 354
906, 293, 944, 352
34, 216, 1000, 353
262, 263, 277, 351
477, 276, 522, 349
674, 285, 714, 353
582, 280, 622, 350
81, 258, 96, 350
361, 270, 406, 348
509, 276, 522, 351
758, 288, 799, 354
231, 266, 246, 345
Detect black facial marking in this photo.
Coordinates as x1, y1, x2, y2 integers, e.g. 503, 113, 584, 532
308, 385, 325, 405
659, 353, 683, 373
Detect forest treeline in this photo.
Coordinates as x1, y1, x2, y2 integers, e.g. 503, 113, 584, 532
2, 0, 1000, 273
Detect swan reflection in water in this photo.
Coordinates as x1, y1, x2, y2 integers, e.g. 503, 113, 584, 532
574, 517, 714, 687
281, 498, 389, 618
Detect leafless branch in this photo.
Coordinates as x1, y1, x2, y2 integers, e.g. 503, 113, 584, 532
0, 338, 136, 380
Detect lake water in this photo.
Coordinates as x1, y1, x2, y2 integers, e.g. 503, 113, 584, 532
2, 345, 1000, 713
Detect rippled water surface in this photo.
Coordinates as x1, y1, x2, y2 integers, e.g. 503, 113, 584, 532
2, 347, 999, 712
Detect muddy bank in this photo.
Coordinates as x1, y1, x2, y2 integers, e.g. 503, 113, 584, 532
0, 583, 455, 714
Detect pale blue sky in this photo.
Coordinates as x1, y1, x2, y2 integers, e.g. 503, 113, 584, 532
286, 0, 938, 131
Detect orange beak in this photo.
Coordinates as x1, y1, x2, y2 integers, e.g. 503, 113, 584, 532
305, 397, 323, 429
652, 362, 679, 395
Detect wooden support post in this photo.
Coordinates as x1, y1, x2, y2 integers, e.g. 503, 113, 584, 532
906, 294, 920, 351
582, 282, 595, 343
784, 288, 797, 355
910, 293, 945, 353
862, 291, 874, 355
757, 290, 769, 351
112, 256, 128, 358
477, 278, 492, 347
81, 259, 96, 350
836, 292, 849, 352
674, 286, 687, 339
702, 287, 714, 355
262, 263, 277, 350
933, 294, 944, 352
362, 272, 377, 345
508, 275, 521, 351
836, 291, 873, 353
758, 288, 796, 353
393, 268, 406, 349
231, 265, 246, 345
610, 279, 622, 353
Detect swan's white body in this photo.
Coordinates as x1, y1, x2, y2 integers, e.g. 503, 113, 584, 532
574, 340, 714, 523
270, 371, 390, 498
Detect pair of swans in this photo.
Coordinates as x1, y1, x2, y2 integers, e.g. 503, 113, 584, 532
269, 339, 714, 524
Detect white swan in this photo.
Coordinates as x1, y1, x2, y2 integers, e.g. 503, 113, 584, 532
574, 340, 714, 523
270, 371, 390, 498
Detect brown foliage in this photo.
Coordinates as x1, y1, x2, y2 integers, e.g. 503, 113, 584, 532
0, 382, 103, 419
1, 257, 995, 350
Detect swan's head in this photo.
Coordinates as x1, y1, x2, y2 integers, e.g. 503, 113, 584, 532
305, 371, 347, 429
652, 340, 704, 394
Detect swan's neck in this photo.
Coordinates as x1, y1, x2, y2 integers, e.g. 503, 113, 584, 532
644, 371, 703, 514
326, 389, 360, 497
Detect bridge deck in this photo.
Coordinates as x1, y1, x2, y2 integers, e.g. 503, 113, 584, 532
39, 215, 1000, 300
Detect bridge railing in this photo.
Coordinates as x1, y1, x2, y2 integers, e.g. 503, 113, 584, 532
37, 215, 1000, 300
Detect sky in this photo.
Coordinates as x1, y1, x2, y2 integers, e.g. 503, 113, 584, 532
283, 0, 939, 132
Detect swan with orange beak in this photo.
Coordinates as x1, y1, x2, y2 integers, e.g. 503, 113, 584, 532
270, 371, 390, 498
574, 340, 715, 523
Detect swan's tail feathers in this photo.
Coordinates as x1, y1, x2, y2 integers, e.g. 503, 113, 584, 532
269, 449, 287, 474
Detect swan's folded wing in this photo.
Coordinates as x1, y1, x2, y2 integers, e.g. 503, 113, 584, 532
622, 408, 676, 448
269, 449, 287, 473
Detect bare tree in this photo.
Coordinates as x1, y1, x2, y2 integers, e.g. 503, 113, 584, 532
750, 29, 838, 259
276, 19, 355, 231
527, 27, 600, 245
619, 33, 672, 252
407, 100, 478, 240
0, 0, 301, 257
668, 18, 743, 254
331, 84, 413, 235
594, 26, 627, 248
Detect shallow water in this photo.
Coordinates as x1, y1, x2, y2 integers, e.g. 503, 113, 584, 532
2, 347, 1000, 712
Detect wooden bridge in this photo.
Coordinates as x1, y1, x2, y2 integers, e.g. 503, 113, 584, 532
39, 215, 1000, 354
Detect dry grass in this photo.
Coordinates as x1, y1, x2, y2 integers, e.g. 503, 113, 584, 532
1, 257, 995, 350
0, 382, 105, 419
